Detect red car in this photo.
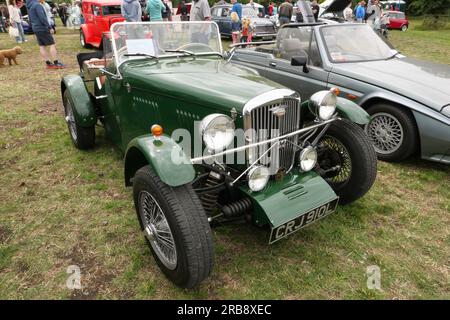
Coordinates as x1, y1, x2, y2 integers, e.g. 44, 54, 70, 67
387, 10, 409, 31
80, 0, 125, 48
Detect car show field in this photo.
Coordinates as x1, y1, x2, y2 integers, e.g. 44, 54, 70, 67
0, 20, 449, 299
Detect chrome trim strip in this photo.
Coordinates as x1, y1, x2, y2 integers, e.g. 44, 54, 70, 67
242, 89, 299, 115
190, 118, 338, 164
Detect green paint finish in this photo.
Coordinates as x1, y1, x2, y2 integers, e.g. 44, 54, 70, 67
124, 134, 195, 187
300, 97, 370, 125
61, 74, 96, 127
240, 170, 337, 227
120, 58, 283, 115
335, 97, 370, 125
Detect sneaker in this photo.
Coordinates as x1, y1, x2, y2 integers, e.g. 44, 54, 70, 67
46, 62, 57, 69
53, 62, 66, 69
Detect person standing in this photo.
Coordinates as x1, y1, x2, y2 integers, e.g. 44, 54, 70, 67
190, 0, 211, 21
343, 3, 353, 21
161, 0, 170, 21
146, 0, 163, 21
366, 0, 381, 27
355, 1, 365, 23
267, 2, 274, 16
310, 0, 319, 22
40, 0, 55, 32
278, 0, 292, 26
180, 0, 189, 21
26, 0, 64, 69
8, 0, 26, 43
57, 3, 67, 26
121, 0, 142, 22
230, 0, 242, 44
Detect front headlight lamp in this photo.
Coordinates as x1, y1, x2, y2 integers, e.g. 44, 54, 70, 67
299, 146, 318, 172
309, 90, 337, 121
247, 165, 270, 192
200, 114, 235, 153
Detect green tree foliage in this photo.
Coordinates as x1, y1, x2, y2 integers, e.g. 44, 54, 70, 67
407, 0, 450, 15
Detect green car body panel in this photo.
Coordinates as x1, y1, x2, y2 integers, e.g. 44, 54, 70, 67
240, 170, 338, 227
124, 134, 195, 187
61, 74, 96, 127
300, 98, 370, 125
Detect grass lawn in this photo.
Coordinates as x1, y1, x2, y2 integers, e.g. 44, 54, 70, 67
0, 20, 449, 299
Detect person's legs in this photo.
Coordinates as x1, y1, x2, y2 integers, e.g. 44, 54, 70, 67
39, 45, 49, 61
49, 44, 58, 61
16, 21, 26, 42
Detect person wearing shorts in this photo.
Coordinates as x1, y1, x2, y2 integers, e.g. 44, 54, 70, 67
26, 0, 64, 69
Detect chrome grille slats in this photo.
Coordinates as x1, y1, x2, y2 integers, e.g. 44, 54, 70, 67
247, 96, 300, 173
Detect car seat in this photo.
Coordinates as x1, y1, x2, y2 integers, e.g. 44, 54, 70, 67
279, 38, 303, 61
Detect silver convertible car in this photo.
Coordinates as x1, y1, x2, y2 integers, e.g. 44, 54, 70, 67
231, 23, 450, 164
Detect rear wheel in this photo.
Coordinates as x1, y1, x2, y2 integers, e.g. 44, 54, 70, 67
317, 119, 377, 204
63, 90, 95, 149
133, 165, 214, 288
365, 103, 418, 162
401, 24, 408, 32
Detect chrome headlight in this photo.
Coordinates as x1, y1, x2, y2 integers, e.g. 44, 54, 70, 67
247, 165, 270, 192
442, 105, 450, 118
200, 114, 235, 152
299, 146, 317, 171
309, 90, 337, 121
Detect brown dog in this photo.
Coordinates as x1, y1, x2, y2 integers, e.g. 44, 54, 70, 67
0, 46, 23, 67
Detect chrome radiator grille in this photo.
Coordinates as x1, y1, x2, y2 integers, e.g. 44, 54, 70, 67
247, 97, 301, 173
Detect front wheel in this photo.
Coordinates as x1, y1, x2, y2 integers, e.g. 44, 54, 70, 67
401, 25, 408, 32
317, 119, 377, 204
133, 165, 214, 288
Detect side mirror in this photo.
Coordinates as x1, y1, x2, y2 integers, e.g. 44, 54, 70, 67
291, 54, 309, 73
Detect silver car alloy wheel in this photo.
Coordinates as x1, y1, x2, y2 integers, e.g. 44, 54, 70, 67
65, 99, 78, 142
138, 190, 177, 270
366, 112, 404, 154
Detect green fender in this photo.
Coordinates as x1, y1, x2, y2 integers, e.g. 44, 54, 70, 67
301, 97, 370, 125
61, 74, 96, 127
124, 134, 196, 187
335, 97, 370, 125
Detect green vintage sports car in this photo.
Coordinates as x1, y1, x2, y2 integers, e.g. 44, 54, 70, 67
61, 21, 377, 288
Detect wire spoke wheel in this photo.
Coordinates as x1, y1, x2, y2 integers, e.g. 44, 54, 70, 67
65, 98, 78, 141
320, 136, 352, 185
139, 190, 177, 270
366, 112, 404, 155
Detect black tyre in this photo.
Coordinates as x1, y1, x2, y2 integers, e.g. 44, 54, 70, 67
133, 165, 214, 288
365, 103, 418, 162
63, 90, 95, 150
317, 119, 377, 204
401, 24, 408, 32
80, 30, 90, 48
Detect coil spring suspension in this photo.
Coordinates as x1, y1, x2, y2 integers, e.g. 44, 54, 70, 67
200, 173, 223, 215
222, 198, 252, 218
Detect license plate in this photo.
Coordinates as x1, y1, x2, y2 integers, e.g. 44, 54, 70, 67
269, 198, 339, 244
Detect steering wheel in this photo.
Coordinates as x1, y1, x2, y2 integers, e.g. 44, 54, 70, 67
176, 43, 215, 53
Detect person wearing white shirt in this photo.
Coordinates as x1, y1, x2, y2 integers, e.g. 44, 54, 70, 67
8, 0, 26, 43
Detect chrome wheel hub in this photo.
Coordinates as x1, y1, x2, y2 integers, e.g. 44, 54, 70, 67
366, 112, 403, 154
139, 191, 177, 270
